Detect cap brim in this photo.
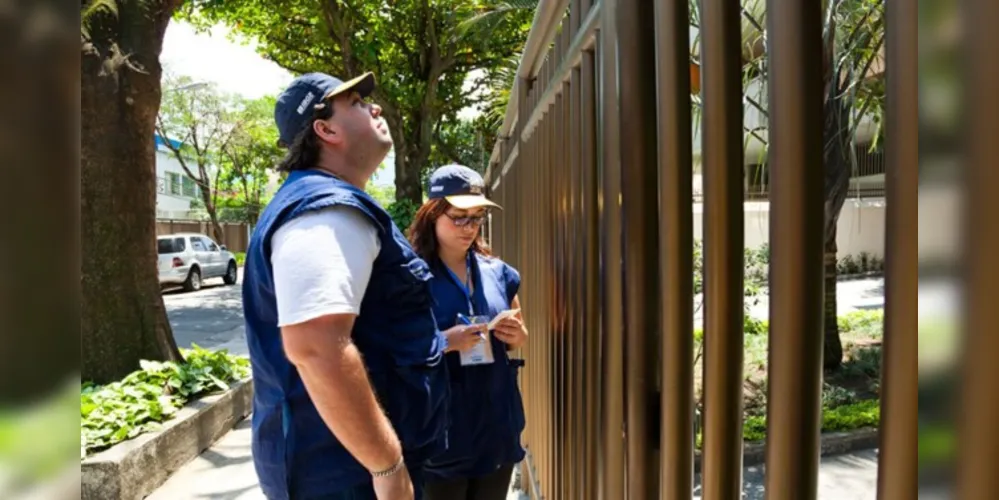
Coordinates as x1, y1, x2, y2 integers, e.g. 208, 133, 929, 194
323, 72, 376, 100
445, 195, 502, 210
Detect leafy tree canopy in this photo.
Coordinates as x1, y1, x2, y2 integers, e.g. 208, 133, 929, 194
178, 0, 533, 204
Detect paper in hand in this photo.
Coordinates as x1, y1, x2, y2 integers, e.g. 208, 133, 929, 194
487, 308, 521, 330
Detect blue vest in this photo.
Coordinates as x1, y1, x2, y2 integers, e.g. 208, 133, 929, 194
424, 252, 526, 480
241, 169, 449, 499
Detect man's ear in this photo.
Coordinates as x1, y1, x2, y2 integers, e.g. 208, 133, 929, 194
313, 119, 342, 145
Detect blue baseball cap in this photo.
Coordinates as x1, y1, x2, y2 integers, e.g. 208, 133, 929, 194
427, 164, 502, 210
274, 72, 376, 147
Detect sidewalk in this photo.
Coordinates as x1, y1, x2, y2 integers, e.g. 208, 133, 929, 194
147, 417, 526, 500
149, 415, 876, 500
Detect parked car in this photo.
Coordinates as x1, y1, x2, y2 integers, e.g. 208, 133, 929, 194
157, 233, 238, 292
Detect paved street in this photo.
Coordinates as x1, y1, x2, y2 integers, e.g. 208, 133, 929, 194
163, 268, 249, 356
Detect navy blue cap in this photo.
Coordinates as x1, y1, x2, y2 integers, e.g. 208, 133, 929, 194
427, 164, 501, 210
273, 72, 376, 147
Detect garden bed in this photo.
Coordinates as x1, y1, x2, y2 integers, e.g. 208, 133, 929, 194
692, 309, 885, 451
81, 346, 252, 500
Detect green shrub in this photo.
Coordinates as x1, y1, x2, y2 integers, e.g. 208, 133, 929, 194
233, 252, 246, 266
838, 309, 884, 338
822, 382, 859, 409
80, 345, 250, 458
387, 199, 420, 235
740, 399, 880, 443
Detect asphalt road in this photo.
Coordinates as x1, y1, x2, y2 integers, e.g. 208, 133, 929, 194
162, 268, 249, 356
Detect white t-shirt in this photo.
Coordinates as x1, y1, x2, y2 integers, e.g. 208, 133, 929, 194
270, 206, 381, 327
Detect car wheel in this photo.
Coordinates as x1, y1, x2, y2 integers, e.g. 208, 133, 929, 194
223, 261, 238, 285
183, 267, 202, 292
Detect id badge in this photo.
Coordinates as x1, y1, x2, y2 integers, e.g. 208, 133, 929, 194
458, 314, 494, 366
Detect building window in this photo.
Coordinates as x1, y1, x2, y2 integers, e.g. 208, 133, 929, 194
182, 176, 198, 198
167, 172, 182, 196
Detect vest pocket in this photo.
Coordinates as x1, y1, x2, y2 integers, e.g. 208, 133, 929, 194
383, 258, 434, 317
507, 359, 527, 434
372, 354, 450, 454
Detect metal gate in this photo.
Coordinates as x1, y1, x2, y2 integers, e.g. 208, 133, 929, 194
482, 0, 923, 498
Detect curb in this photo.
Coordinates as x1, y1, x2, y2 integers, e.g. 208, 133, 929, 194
694, 427, 879, 473
837, 272, 884, 282
81, 378, 254, 500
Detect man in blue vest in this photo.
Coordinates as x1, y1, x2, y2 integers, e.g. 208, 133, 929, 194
241, 72, 484, 500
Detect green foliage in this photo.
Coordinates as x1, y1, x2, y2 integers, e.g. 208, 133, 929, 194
840, 345, 882, 380
80, 345, 250, 458
387, 199, 421, 236
822, 382, 859, 409
837, 252, 884, 275
0, 380, 80, 485
838, 309, 884, 338
218, 95, 284, 224
430, 117, 493, 174
179, 0, 533, 202
365, 172, 397, 208
692, 240, 769, 298
740, 399, 881, 443
918, 424, 954, 467
233, 252, 246, 266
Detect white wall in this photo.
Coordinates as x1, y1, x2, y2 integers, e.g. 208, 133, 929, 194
156, 147, 198, 216
693, 198, 886, 257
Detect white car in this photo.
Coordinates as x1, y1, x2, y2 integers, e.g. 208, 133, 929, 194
157, 233, 238, 292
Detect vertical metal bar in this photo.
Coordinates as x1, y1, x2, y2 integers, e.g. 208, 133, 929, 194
762, 0, 825, 497
569, 3, 582, 494
553, 85, 564, 500
598, 0, 625, 495
874, 0, 918, 497
549, 71, 556, 500
581, 36, 600, 500
655, 0, 695, 495
699, 0, 745, 496
617, 0, 659, 496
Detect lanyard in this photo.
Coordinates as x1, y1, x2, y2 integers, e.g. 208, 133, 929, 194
446, 252, 476, 316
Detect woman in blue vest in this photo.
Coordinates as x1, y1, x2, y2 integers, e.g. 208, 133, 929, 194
407, 164, 529, 500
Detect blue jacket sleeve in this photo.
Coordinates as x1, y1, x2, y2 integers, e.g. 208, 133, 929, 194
502, 262, 521, 305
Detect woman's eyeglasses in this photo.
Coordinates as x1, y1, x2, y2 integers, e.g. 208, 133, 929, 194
445, 213, 487, 228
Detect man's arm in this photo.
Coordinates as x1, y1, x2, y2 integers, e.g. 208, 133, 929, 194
282, 315, 401, 472
270, 206, 400, 473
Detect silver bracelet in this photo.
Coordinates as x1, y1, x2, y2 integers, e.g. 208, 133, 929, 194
371, 456, 405, 478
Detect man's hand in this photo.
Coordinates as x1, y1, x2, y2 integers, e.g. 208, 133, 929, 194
372, 465, 414, 500
443, 323, 486, 353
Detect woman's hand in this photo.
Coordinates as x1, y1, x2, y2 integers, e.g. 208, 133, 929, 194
493, 315, 528, 349
442, 323, 487, 353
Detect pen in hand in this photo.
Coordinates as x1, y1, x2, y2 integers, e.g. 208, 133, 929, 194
456, 313, 487, 340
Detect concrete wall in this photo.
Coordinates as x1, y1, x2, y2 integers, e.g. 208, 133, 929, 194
156, 148, 199, 214
693, 198, 886, 257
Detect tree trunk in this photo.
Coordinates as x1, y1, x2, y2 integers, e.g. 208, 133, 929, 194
394, 150, 424, 205
200, 188, 225, 243
82, 0, 183, 384
821, 95, 852, 371
823, 235, 843, 370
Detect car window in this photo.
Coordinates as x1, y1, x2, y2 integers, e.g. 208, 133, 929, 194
191, 238, 207, 252
204, 238, 220, 252
157, 237, 185, 254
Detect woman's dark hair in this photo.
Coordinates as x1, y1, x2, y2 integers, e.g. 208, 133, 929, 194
276, 102, 335, 172
408, 198, 492, 262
